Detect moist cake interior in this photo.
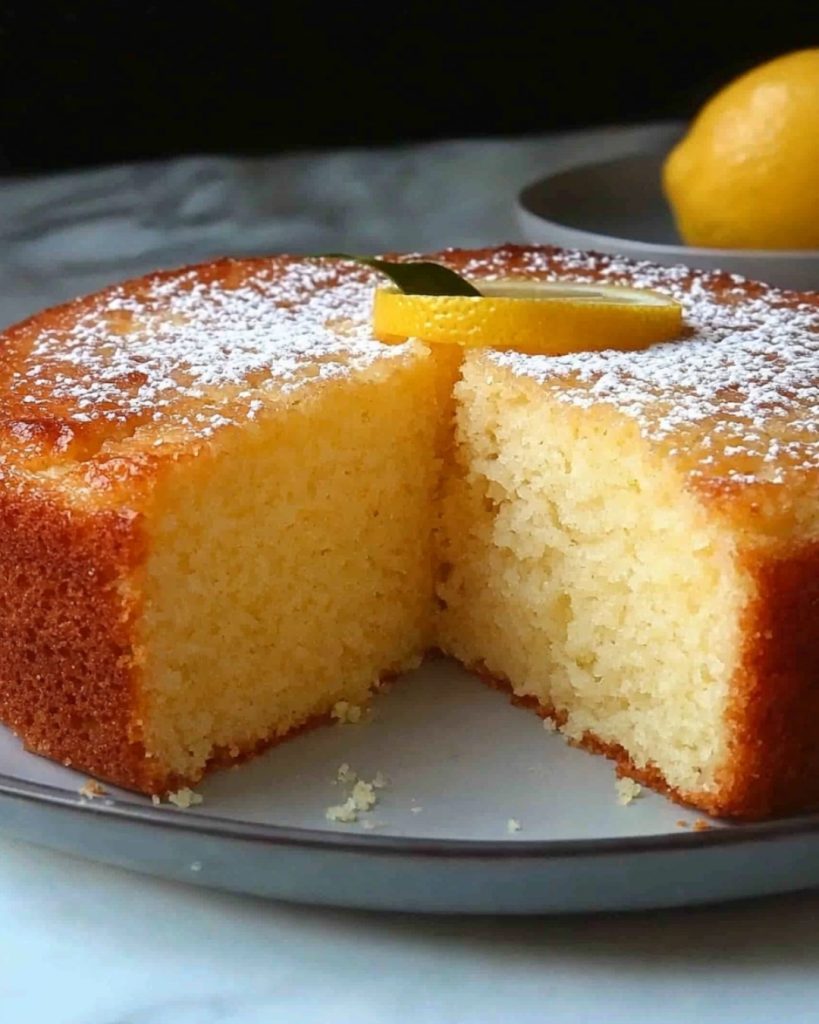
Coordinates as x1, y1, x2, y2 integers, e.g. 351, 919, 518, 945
140, 352, 440, 782
438, 354, 748, 800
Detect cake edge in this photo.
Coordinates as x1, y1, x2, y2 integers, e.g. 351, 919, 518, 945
465, 533, 819, 822
0, 478, 156, 792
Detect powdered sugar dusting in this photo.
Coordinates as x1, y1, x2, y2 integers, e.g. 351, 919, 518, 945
2, 257, 402, 445
447, 246, 819, 485
4, 246, 819, 487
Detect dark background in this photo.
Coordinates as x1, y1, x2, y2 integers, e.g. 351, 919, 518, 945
1, 3, 818, 174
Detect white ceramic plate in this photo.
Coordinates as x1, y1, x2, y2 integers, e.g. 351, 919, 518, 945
516, 136, 819, 292
3, 658, 819, 914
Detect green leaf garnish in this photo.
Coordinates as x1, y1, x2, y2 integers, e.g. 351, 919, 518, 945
318, 254, 481, 297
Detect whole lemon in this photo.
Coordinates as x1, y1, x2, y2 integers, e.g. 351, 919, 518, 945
663, 49, 819, 250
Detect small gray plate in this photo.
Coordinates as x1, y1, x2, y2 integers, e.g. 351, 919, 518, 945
1, 659, 819, 915
517, 144, 819, 292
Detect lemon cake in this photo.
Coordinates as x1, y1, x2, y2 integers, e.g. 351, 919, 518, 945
0, 257, 441, 794
0, 245, 818, 818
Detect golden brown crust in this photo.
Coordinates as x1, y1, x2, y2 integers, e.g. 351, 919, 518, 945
0, 478, 156, 791
0, 258, 249, 468
716, 541, 819, 818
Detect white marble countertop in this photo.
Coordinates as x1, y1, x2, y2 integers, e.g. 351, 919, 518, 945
3, 125, 819, 1022
4, 835, 819, 1023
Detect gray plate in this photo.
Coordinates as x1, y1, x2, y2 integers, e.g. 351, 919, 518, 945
517, 142, 819, 291
2, 659, 819, 915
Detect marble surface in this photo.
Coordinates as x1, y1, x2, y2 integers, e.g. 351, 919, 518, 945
3, 124, 819, 1021
0, 122, 676, 326
4, 836, 819, 1023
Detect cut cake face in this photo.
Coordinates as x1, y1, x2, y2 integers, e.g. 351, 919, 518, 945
0, 246, 818, 818
437, 247, 819, 818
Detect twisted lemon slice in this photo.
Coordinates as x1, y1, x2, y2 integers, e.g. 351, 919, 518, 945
373, 279, 683, 356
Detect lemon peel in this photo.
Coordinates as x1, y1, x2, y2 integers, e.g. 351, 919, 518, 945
373, 279, 682, 356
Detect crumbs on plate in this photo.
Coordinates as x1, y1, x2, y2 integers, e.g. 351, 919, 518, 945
326, 768, 386, 825
78, 779, 106, 800
331, 700, 364, 724
615, 777, 642, 806
151, 787, 205, 809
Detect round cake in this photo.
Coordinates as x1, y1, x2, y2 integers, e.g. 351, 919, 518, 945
1, 245, 817, 818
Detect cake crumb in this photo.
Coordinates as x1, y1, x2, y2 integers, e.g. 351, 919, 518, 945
411, 805, 423, 814
507, 818, 521, 833
190, 861, 202, 872
325, 770, 381, 825
542, 717, 557, 733
336, 762, 357, 785
331, 700, 363, 724
151, 795, 161, 806
361, 820, 378, 831
351, 780, 377, 812
167, 787, 204, 809
371, 770, 388, 789
325, 797, 359, 823
615, 777, 642, 805
677, 819, 690, 828
693, 818, 712, 832
79, 779, 106, 800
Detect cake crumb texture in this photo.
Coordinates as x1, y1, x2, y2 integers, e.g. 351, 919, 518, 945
336, 763, 357, 785
438, 354, 747, 805
325, 771, 381, 825
78, 779, 106, 799
325, 800, 358, 823
615, 778, 642, 806
331, 701, 364, 725
167, 787, 203, 809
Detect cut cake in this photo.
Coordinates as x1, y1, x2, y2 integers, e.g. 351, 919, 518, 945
1, 246, 818, 819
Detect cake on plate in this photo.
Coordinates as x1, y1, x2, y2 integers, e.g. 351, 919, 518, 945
0, 245, 817, 818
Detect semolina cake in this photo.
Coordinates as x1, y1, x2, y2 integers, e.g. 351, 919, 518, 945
0, 257, 441, 794
1, 244, 818, 818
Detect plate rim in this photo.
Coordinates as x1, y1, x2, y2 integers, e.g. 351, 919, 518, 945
5, 767, 819, 860
517, 151, 819, 263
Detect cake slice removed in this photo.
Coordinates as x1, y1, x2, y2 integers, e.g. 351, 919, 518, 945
4, 245, 819, 819
437, 249, 819, 820
0, 258, 442, 793
438, 353, 750, 815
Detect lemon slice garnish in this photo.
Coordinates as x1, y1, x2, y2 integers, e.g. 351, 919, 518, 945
373, 279, 683, 355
